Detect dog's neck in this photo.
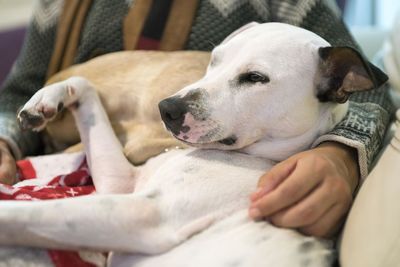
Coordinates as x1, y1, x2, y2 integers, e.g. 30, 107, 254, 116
239, 103, 348, 161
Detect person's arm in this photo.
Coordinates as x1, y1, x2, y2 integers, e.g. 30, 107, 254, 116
0, 0, 63, 183
0, 140, 17, 184
249, 0, 394, 237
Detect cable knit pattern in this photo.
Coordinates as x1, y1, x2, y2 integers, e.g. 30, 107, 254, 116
32, 0, 63, 33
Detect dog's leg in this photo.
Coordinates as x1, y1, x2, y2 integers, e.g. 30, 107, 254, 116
0, 193, 213, 254
18, 77, 136, 193
15, 77, 214, 253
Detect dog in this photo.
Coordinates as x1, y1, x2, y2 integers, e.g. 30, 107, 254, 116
1, 22, 387, 266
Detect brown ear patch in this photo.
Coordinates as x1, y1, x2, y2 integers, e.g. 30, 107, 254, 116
317, 46, 388, 103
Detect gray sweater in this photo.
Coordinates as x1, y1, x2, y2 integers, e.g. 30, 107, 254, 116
0, 0, 394, 180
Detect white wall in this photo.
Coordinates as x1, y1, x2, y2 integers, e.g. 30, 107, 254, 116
344, 0, 400, 29
376, 0, 400, 28
0, 0, 35, 31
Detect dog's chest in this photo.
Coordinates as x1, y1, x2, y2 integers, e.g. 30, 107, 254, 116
137, 149, 274, 221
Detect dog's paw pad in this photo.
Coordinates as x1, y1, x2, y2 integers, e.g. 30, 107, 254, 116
37, 103, 57, 119
17, 110, 45, 131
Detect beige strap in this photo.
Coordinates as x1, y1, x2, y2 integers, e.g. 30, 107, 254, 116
123, 0, 154, 50
60, 0, 93, 69
46, 0, 93, 79
159, 0, 199, 51
46, 0, 81, 78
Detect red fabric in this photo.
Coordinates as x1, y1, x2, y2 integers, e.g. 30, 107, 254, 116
1, 159, 95, 200
136, 36, 160, 50
0, 156, 97, 267
48, 250, 96, 267
16, 159, 36, 179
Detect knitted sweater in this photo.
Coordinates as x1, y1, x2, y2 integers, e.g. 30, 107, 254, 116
0, 0, 394, 180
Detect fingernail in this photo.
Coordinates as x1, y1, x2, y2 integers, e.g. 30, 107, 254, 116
251, 184, 274, 201
250, 188, 263, 201
254, 187, 263, 195
249, 208, 262, 219
261, 182, 275, 194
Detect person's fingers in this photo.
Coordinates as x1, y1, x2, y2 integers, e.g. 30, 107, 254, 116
299, 202, 350, 238
0, 162, 17, 185
0, 169, 16, 185
249, 143, 357, 236
268, 181, 337, 228
249, 159, 322, 219
250, 159, 296, 202
0, 144, 17, 185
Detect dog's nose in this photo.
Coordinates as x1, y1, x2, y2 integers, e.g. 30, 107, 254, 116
158, 97, 187, 134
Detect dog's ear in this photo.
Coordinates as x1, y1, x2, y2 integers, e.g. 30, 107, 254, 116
220, 22, 260, 45
316, 46, 388, 103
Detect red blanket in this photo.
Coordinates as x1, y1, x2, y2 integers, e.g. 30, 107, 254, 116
0, 152, 106, 267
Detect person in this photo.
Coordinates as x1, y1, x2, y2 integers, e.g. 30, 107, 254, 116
0, 0, 394, 239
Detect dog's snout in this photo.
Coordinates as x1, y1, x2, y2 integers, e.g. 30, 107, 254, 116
159, 97, 187, 134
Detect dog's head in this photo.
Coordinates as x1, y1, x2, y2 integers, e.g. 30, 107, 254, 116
159, 22, 388, 160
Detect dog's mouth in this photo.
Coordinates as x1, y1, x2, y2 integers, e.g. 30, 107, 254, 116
217, 136, 237, 145
174, 134, 237, 147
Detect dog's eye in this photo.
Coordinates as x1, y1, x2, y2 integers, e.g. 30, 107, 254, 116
239, 72, 270, 84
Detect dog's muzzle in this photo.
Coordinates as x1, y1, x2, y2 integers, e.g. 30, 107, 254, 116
159, 97, 187, 135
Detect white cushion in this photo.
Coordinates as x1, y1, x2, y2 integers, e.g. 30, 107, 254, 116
340, 110, 400, 267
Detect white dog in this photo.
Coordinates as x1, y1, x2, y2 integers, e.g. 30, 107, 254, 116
3, 22, 386, 266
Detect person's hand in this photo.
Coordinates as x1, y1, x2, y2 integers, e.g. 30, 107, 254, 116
248, 142, 359, 238
0, 140, 17, 185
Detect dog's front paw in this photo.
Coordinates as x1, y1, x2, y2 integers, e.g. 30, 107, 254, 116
17, 81, 80, 131
18, 100, 64, 131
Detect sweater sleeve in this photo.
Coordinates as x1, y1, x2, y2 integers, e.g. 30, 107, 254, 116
0, 0, 63, 159
270, 0, 395, 180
